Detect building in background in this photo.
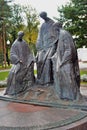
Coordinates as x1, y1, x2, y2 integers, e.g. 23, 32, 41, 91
77, 46, 87, 62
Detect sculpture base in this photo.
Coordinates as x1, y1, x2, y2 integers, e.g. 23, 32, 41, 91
0, 86, 87, 130
0, 85, 87, 110
0, 100, 87, 130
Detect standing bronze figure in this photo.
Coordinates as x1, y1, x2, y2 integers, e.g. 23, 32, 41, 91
36, 12, 57, 86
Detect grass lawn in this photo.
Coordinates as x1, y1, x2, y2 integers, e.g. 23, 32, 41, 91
0, 70, 37, 81
0, 69, 87, 83
80, 70, 87, 85
0, 71, 9, 81
80, 69, 87, 75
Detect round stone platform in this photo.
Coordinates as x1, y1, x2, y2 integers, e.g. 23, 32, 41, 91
0, 100, 87, 130
0, 86, 87, 130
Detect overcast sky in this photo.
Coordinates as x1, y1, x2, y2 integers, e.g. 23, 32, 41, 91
13, 0, 70, 23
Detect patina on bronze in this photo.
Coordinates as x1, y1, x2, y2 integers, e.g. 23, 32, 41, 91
4, 31, 35, 96
51, 22, 80, 100
4, 12, 81, 101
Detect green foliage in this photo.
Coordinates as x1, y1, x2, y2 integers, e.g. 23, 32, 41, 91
0, 0, 12, 37
0, 1, 40, 56
9, 4, 25, 42
56, 0, 87, 48
11, 4, 23, 27
0, 0, 12, 18
22, 5, 40, 54
23, 5, 39, 43
7, 4, 39, 54
0, 0, 12, 30
28, 43, 37, 56
0, 51, 4, 65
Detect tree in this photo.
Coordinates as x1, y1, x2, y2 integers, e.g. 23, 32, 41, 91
56, 0, 87, 48
9, 4, 25, 42
9, 4, 40, 55
0, 0, 12, 67
22, 5, 40, 55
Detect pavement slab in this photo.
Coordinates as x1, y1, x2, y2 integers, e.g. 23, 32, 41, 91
0, 87, 87, 129
0, 100, 87, 130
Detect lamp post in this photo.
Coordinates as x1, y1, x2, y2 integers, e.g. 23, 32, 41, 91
6, 40, 10, 66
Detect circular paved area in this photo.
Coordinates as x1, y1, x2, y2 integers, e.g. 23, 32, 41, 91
0, 100, 87, 130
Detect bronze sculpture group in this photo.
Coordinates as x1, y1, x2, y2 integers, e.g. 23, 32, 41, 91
4, 12, 81, 100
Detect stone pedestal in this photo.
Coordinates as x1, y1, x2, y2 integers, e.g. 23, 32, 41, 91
0, 87, 87, 129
